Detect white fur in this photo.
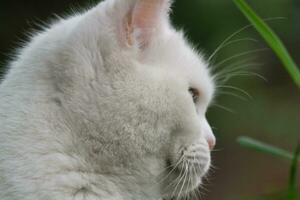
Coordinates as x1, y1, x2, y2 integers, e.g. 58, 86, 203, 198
0, 0, 215, 199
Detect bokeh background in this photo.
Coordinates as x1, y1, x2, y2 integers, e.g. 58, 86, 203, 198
0, 0, 299, 199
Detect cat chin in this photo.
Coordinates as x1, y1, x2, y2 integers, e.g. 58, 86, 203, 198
161, 178, 203, 200
160, 159, 210, 199
161, 140, 211, 194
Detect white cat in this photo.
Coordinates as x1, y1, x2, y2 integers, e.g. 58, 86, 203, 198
0, 0, 216, 199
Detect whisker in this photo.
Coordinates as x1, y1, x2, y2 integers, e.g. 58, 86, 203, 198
213, 48, 268, 69
214, 62, 262, 80
171, 163, 187, 198
209, 163, 219, 171
208, 17, 286, 62
156, 155, 185, 188
177, 161, 189, 199
215, 90, 248, 101
187, 165, 193, 199
216, 71, 266, 85
164, 159, 186, 195
223, 71, 267, 82
191, 189, 199, 200
157, 154, 185, 178
211, 126, 218, 131
216, 85, 252, 99
210, 148, 223, 152
208, 37, 258, 62
211, 103, 236, 114
198, 183, 210, 194
208, 26, 254, 63
195, 187, 203, 200
156, 165, 178, 179
212, 57, 258, 75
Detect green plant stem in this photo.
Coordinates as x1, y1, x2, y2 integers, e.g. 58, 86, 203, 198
233, 0, 300, 88
237, 136, 296, 161
287, 144, 300, 200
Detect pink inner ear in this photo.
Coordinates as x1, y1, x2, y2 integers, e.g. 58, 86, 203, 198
133, 0, 163, 29
129, 0, 165, 48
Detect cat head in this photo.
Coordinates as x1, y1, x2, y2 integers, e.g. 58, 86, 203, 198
28, 0, 216, 198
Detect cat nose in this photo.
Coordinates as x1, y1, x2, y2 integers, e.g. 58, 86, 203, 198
206, 136, 216, 151
202, 118, 216, 151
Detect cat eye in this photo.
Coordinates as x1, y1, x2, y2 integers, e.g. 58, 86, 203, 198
189, 88, 200, 103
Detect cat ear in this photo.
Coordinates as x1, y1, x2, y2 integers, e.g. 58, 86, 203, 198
120, 0, 172, 49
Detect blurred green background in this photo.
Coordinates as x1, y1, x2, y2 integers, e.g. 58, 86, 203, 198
0, 0, 299, 199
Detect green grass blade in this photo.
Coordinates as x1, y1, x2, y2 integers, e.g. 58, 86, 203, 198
233, 0, 300, 88
287, 144, 300, 200
237, 136, 294, 160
